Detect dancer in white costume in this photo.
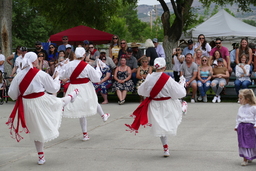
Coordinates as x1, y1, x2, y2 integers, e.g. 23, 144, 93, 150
63, 47, 110, 141
126, 58, 186, 157
6, 52, 79, 165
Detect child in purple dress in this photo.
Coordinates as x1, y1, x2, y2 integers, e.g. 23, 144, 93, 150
235, 89, 256, 166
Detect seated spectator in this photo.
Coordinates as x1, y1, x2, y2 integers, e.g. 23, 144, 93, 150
130, 42, 143, 65
152, 38, 165, 58
182, 39, 195, 56
172, 47, 184, 82
144, 39, 158, 66
118, 47, 138, 88
230, 43, 239, 72
118, 39, 128, 61
209, 38, 232, 72
48, 44, 59, 76
94, 58, 113, 104
37, 52, 49, 73
194, 34, 211, 57
194, 49, 203, 66
57, 36, 73, 52
112, 57, 134, 105
234, 54, 251, 101
136, 56, 152, 102
197, 56, 213, 102
34, 41, 49, 60
180, 53, 198, 103
211, 58, 229, 103
65, 44, 75, 61
56, 50, 70, 94
109, 35, 120, 65
6, 46, 21, 68
99, 49, 116, 70
210, 50, 228, 68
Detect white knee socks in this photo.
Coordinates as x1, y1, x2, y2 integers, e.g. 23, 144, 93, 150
79, 117, 87, 133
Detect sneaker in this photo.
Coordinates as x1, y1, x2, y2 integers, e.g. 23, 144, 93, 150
38, 158, 46, 165
102, 113, 110, 122
217, 95, 221, 103
82, 134, 90, 141
241, 160, 248, 166
203, 95, 207, 102
198, 96, 202, 101
212, 96, 218, 103
190, 98, 195, 103
120, 99, 125, 105
163, 144, 170, 157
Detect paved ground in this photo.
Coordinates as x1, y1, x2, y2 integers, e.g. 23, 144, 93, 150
0, 101, 255, 171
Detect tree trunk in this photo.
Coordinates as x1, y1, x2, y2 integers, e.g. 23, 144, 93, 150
163, 36, 177, 70
0, 0, 12, 75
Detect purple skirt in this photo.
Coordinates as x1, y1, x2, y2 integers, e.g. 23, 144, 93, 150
237, 123, 256, 160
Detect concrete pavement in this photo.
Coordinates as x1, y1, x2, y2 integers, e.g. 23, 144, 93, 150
0, 101, 255, 171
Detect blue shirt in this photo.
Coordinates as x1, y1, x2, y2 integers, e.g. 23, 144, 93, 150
182, 46, 195, 56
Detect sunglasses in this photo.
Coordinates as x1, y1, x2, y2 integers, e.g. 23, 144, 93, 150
202, 60, 207, 62
38, 55, 44, 57
49, 47, 54, 49
113, 38, 118, 39
63, 39, 68, 40
215, 42, 221, 44
176, 49, 181, 51
121, 42, 126, 44
89, 47, 94, 48
199, 37, 205, 40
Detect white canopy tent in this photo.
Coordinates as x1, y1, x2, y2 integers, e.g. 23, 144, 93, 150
191, 9, 256, 41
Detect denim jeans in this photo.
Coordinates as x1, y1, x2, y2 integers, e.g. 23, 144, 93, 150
197, 78, 211, 97
234, 79, 251, 95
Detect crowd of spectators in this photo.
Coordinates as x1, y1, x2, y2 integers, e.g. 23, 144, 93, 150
3, 35, 256, 104
174, 35, 256, 103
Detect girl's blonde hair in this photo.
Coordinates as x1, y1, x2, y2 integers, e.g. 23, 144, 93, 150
239, 89, 256, 105
200, 56, 210, 68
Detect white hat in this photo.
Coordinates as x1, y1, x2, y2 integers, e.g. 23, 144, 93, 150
154, 58, 166, 69
75, 47, 85, 58
22, 52, 38, 69
66, 44, 72, 48
100, 49, 106, 53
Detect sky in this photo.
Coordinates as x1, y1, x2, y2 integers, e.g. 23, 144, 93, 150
137, 0, 159, 6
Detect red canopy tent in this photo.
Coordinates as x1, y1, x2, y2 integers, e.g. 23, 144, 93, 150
49, 25, 113, 45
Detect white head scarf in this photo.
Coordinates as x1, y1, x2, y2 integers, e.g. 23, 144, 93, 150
75, 47, 85, 58
154, 57, 166, 69
21, 52, 38, 69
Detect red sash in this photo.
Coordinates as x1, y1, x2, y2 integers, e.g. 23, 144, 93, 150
125, 73, 170, 133
70, 61, 89, 84
6, 67, 40, 142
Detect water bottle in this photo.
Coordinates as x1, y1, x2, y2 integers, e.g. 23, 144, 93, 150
252, 80, 255, 85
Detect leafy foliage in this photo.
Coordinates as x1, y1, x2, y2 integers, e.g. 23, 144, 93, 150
12, 0, 52, 48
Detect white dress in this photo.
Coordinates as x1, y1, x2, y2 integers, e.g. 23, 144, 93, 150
138, 72, 186, 137
62, 60, 101, 118
8, 67, 63, 142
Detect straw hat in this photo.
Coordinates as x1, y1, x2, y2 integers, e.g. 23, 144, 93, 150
130, 42, 141, 48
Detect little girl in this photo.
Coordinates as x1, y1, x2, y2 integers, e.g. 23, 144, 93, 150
235, 89, 256, 166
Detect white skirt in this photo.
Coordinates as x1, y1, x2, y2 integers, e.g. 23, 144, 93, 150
148, 99, 182, 137
23, 93, 63, 143
63, 82, 97, 118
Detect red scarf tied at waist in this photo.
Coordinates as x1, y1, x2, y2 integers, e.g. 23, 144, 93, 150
125, 73, 170, 134
6, 68, 41, 142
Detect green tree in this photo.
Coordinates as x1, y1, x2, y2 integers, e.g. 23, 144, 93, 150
12, 0, 52, 48
243, 19, 256, 27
